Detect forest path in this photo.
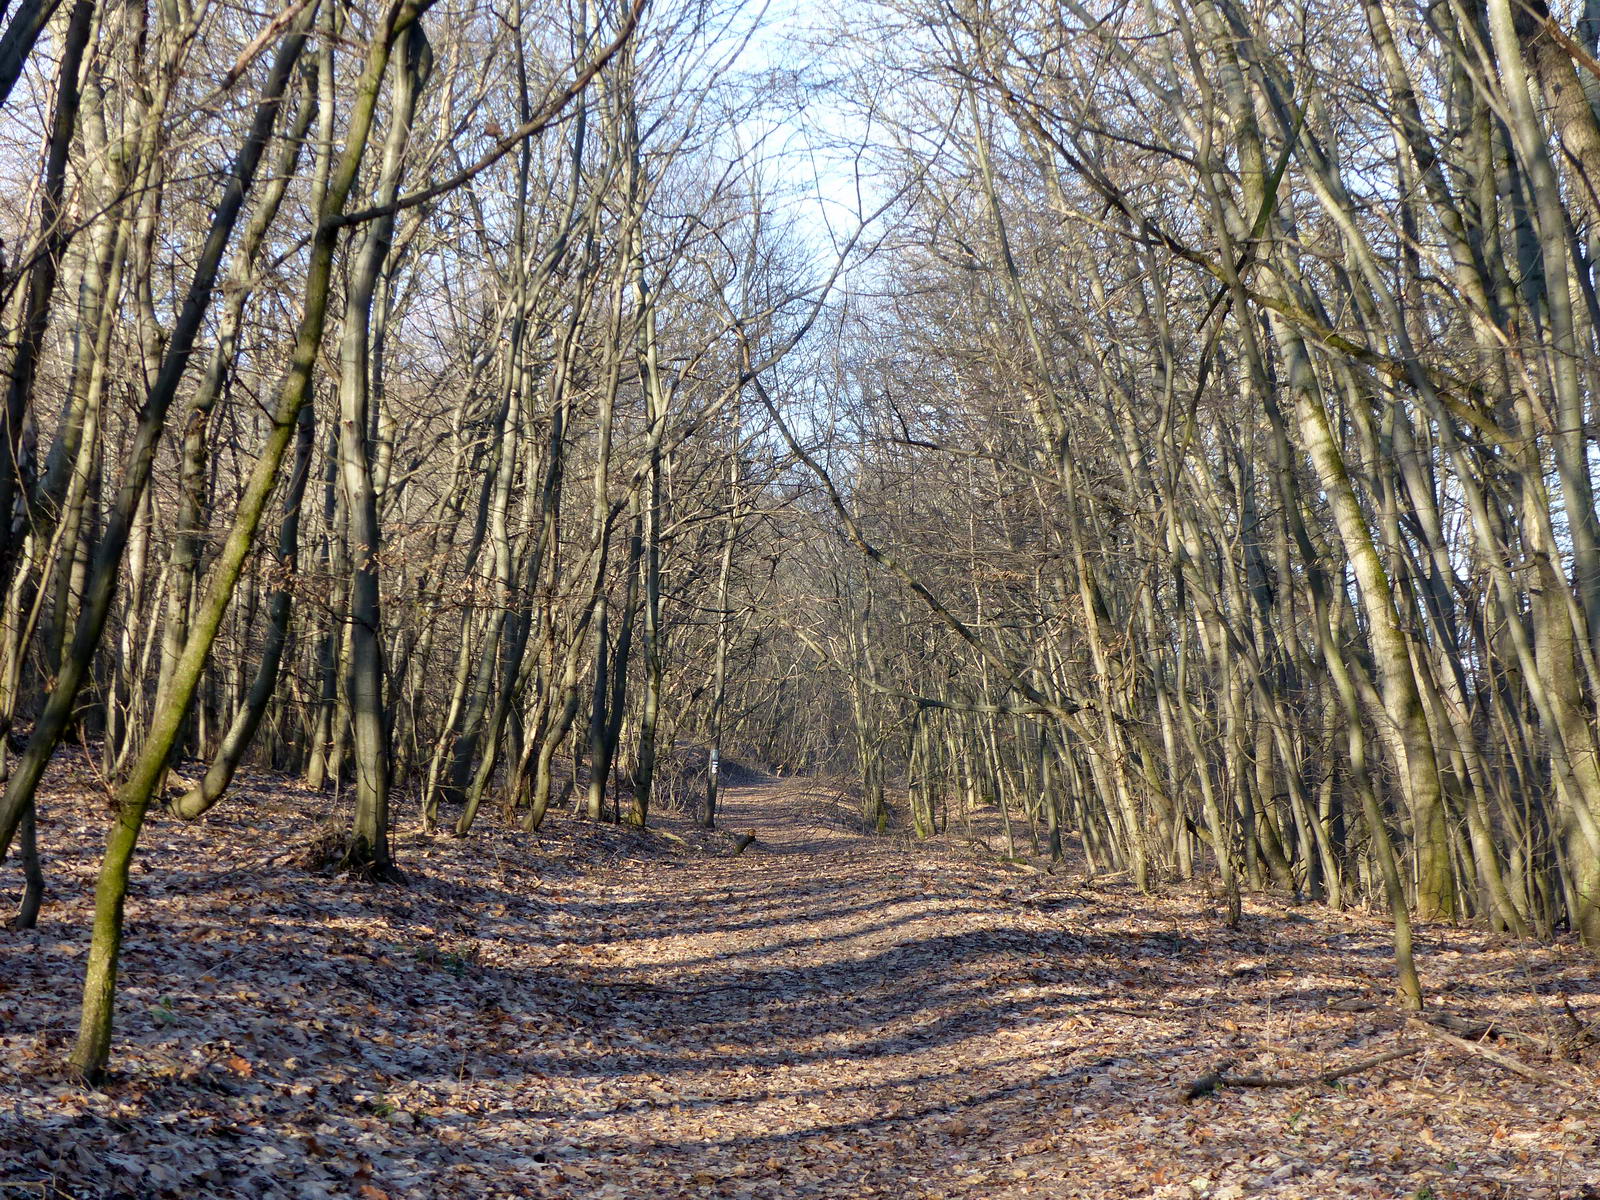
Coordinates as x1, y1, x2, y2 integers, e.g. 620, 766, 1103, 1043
467, 779, 1596, 1198
2, 771, 1596, 1199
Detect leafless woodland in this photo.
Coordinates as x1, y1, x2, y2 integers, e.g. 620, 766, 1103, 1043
1, 0, 1599, 1154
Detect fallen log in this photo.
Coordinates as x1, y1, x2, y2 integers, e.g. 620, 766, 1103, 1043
1182, 1044, 1422, 1102
1180, 1059, 1237, 1102
1409, 1017, 1593, 1099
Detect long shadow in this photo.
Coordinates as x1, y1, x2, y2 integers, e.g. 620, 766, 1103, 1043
541, 894, 1014, 948
1, 793, 1578, 1200
602, 904, 1087, 969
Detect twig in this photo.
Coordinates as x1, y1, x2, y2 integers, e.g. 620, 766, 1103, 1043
1409, 1017, 1593, 1098
1182, 1044, 1422, 1102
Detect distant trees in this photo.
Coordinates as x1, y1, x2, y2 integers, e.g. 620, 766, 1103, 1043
764, 0, 1600, 1005
10, 0, 1600, 1078
0, 0, 819, 1079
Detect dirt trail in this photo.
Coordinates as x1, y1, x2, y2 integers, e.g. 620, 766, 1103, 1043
448, 779, 1598, 1199
2, 773, 1598, 1199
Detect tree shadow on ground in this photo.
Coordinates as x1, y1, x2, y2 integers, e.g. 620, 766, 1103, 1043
0, 782, 1590, 1200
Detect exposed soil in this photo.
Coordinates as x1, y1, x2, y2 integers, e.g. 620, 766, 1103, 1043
1, 765, 1597, 1198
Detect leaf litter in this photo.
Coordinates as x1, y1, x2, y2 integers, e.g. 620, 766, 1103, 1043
1, 759, 1597, 1199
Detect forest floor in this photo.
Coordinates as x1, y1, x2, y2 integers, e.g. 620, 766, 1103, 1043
1, 761, 1599, 1199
